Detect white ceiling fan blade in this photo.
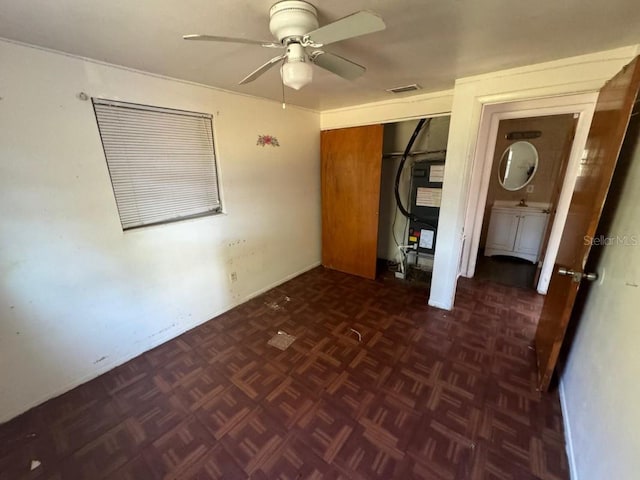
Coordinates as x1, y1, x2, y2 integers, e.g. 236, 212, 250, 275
311, 51, 366, 81
183, 34, 282, 49
239, 54, 287, 85
305, 11, 385, 46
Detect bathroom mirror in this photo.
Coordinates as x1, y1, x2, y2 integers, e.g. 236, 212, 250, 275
498, 141, 539, 191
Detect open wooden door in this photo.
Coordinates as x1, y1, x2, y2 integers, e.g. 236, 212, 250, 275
321, 125, 384, 279
535, 57, 640, 391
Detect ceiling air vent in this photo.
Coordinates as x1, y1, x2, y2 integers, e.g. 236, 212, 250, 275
386, 84, 422, 94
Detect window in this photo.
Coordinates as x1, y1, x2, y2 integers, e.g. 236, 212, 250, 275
93, 99, 221, 230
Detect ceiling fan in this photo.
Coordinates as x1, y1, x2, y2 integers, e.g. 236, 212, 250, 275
183, 0, 386, 90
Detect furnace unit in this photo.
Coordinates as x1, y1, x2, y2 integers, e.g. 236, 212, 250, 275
407, 159, 445, 255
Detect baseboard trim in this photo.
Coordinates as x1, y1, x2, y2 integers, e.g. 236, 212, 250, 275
1, 261, 322, 424
427, 299, 452, 310
559, 378, 578, 480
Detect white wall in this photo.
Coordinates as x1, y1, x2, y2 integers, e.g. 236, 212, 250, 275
560, 113, 640, 480
321, 90, 454, 130
0, 40, 321, 422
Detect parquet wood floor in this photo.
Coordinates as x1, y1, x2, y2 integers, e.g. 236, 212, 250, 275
0, 267, 568, 479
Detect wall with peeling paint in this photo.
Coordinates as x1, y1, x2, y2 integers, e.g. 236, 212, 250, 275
0, 40, 321, 422
560, 106, 640, 479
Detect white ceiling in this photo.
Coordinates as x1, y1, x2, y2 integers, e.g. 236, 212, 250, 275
1, 0, 639, 110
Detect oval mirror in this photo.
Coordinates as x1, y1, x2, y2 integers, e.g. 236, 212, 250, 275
498, 141, 539, 191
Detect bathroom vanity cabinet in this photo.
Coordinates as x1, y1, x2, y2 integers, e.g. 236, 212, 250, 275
484, 203, 550, 263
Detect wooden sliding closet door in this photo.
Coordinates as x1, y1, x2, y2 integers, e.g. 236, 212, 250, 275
321, 125, 384, 279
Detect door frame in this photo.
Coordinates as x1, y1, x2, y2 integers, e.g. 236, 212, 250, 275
460, 93, 599, 294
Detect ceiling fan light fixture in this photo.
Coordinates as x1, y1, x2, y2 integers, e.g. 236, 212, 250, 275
282, 59, 313, 90
281, 43, 312, 90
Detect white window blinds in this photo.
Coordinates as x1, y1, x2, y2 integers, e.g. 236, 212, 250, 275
93, 99, 221, 230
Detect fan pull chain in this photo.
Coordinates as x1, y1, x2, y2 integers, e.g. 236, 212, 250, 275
281, 58, 286, 109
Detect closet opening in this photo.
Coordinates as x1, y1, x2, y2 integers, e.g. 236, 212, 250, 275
376, 116, 451, 287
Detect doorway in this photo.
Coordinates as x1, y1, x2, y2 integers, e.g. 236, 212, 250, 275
460, 93, 599, 294
475, 114, 578, 290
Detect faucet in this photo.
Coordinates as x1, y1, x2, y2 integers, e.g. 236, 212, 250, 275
518, 198, 528, 207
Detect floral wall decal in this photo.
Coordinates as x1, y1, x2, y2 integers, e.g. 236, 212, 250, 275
257, 134, 280, 147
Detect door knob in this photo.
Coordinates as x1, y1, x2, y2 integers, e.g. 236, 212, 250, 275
558, 267, 598, 282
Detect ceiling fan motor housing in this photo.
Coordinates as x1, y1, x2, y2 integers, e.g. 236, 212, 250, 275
269, 0, 319, 42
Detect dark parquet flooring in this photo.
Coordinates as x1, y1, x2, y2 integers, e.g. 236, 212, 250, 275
475, 253, 537, 290
0, 267, 569, 480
